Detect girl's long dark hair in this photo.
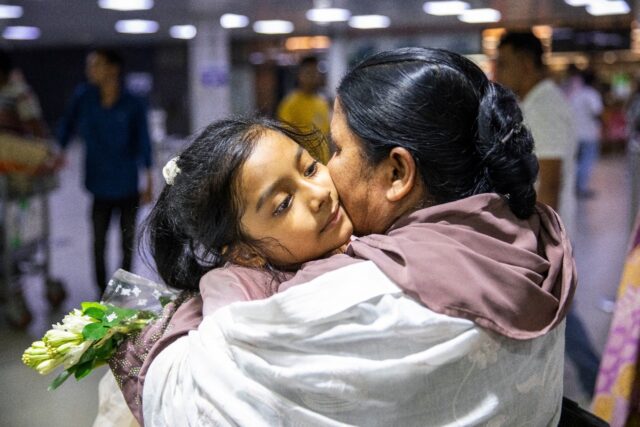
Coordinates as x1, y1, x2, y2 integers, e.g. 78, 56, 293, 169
143, 117, 323, 291
338, 47, 538, 219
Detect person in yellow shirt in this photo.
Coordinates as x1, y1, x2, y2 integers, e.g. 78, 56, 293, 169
277, 56, 330, 163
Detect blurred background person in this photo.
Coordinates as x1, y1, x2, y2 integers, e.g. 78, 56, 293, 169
495, 31, 576, 232
277, 55, 330, 163
495, 31, 600, 401
0, 49, 48, 139
0, 47, 66, 329
56, 49, 153, 295
567, 67, 604, 199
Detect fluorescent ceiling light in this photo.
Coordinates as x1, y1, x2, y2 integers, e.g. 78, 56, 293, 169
458, 8, 501, 23
115, 19, 159, 34
586, 0, 630, 15
306, 8, 351, 22
253, 20, 294, 34
170, 25, 196, 39
423, 1, 469, 16
3, 26, 40, 40
98, 0, 153, 11
564, 0, 595, 5
0, 5, 23, 18
220, 13, 249, 29
349, 15, 390, 29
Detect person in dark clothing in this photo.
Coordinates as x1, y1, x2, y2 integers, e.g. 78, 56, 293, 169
57, 49, 153, 293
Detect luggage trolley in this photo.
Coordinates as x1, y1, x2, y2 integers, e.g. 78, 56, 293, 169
0, 172, 65, 328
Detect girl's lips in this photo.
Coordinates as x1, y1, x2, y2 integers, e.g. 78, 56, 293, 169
321, 206, 341, 232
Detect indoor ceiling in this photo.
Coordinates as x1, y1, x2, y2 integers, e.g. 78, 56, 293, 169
0, 0, 637, 47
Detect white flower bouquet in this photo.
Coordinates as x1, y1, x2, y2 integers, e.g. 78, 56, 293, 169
22, 269, 177, 390
22, 302, 156, 389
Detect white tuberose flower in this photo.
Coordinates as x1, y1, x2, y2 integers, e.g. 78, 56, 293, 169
53, 309, 95, 334
162, 156, 181, 185
23, 309, 98, 374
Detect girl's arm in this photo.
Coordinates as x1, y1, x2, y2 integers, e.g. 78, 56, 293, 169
199, 266, 276, 317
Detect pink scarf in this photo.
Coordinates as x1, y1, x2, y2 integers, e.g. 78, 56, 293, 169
350, 193, 576, 339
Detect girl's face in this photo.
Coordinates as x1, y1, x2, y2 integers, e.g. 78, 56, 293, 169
238, 130, 353, 266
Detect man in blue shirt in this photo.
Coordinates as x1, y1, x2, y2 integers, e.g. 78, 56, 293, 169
57, 49, 153, 293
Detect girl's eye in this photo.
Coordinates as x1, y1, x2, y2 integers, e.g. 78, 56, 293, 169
304, 161, 318, 177
273, 195, 292, 217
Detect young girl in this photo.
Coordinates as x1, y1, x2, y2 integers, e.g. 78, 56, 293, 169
145, 117, 353, 316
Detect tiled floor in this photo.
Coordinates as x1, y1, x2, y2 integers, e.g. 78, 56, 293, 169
0, 144, 634, 426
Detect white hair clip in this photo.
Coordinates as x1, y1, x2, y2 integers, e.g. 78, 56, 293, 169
162, 156, 181, 185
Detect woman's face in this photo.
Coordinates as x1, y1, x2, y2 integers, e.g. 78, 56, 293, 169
239, 129, 353, 266
328, 99, 397, 236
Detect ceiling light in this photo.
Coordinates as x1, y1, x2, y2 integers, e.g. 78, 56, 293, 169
170, 25, 196, 39
0, 5, 23, 18
458, 8, 501, 23
564, 0, 595, 5
306, 8, 351, 22
423, 1, 469, 16
586, 0, 630, 15
253, 20, 294, 34
98, 0, 153, 11
115, 19, 159, 34
3, 26, 40, 40
220, 13, 249, 29
349, 15, 390, 29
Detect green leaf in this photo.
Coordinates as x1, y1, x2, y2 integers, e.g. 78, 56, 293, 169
94, 338, 115, 360
48, 369, 72, 390
83, 307, 105, 320
159, 296, 173, 307
101, 306, 136, 326
112, 306, 137, 319
74, 361, 93, 380
77, 346, 98, 365
81, 301, 107, 312
82, 322, 107, 340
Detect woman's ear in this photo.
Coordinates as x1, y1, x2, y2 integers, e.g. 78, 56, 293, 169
384, 147, 418, 203
227, 244, 266, 268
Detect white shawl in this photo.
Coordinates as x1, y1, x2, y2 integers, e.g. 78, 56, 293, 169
143, 261, 564, 426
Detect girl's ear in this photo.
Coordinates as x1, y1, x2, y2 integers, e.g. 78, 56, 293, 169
227, 244, 266, 268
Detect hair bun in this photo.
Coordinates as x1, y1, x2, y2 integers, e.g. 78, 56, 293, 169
475, 82, 538, 219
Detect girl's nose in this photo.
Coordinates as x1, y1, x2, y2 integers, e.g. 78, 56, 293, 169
308, 184, 331, 213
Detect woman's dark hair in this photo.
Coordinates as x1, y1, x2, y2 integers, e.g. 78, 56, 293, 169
337, 47, 538, 219
143, 117, 323, 291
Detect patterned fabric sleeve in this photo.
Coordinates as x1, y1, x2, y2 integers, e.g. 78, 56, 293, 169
108, 291, 198, 425
592, 213, 640, 425
101, 269, 198, 425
